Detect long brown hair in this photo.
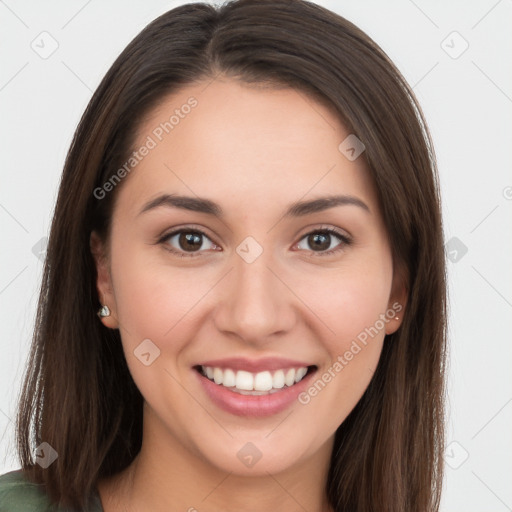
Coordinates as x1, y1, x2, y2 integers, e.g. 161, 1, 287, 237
15, 1, 447, 510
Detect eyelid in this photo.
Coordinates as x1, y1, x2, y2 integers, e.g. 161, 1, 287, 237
157, 223, 215, 241
295, 224, 352, 243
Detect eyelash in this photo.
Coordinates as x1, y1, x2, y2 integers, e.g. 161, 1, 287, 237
156, 226, 352, 259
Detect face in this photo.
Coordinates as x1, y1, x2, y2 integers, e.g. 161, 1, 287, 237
91, 78, 406, 477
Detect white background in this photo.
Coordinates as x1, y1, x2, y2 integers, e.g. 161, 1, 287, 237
1, 1, 511, 510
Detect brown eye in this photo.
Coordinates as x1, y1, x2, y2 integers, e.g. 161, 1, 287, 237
295, 228, 351, 256
177, 232, 203, 252
159, 229, 217, 257
307, 232, 331, 251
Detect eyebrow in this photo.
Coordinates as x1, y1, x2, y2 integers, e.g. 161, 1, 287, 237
137, 193, 370, 218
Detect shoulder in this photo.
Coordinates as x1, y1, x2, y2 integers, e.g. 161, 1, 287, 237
0, 469, 103, 512
0, 469, 55, 511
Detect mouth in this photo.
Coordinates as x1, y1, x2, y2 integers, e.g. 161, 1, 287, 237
194, 364, 316, 395
192, 360, 318, 417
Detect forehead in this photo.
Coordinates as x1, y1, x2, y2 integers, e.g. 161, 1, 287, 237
115, 79, 379, 219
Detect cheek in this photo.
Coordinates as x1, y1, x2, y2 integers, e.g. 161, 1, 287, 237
108, 248, 200, 415
304, 257, 391, 388
109, 242, 214, 353
294, 255, 393, 427
307, 259, 393, 348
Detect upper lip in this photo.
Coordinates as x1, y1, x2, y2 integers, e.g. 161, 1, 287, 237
195, 357, 315, 373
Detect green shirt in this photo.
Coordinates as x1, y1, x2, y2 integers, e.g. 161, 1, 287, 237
0, 470, 103, 511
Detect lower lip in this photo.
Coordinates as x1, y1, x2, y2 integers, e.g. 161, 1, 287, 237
194, 367, 316, 418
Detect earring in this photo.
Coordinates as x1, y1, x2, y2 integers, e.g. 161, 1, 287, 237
97, 305, 111, 318
395, 316, 400, 321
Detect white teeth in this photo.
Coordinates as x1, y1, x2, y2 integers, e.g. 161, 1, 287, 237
295, 367, 308, 383
254, 371, 273, 391
272, 369, 285, 389
223, 368, 236, 387
285, 368, 296, 387
236, 370, 254, 391
200, 365, 311, 392
213, 367, 223, 385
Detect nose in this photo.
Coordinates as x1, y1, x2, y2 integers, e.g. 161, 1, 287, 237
213, 246, 296, 347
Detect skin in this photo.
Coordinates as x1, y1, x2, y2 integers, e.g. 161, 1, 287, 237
91, 78, 407, 512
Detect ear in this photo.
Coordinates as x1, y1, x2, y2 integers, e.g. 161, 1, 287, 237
385, 262, 408, 335
90, 230, 119, 329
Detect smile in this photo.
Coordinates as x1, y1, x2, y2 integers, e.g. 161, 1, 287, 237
193, 359, 318, 417
198, 365, 311, 395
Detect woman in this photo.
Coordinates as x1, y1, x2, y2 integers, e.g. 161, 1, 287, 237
0, 0, 447, 510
